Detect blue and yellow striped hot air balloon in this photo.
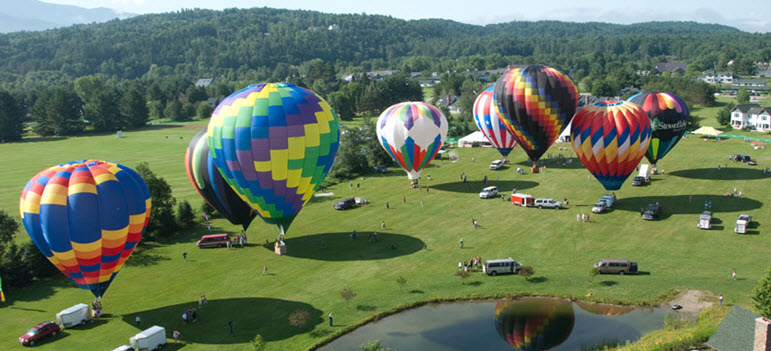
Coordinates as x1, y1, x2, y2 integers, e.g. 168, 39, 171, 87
20, 160, 150, 298
207, 83, 339, 235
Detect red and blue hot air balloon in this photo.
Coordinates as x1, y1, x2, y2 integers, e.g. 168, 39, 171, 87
571, 100, 652, 191
626, 91, 690, 165
20, 160, 150, 298
494, 298, 575, 351
473, 86, 517, 158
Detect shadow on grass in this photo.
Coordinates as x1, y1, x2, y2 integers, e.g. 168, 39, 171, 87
670, 168, 768, 180
122, 298, 322, 344
16, 136, 69, 143
529, 276, 548, 283
467, 281, 483, 286
124, 247, 171, 267
614, 195, 762, 216
599, 281, 618, 286
4, 276, 71, 304
409, 289, 424, 294
515, 158, 586, 170
431, 180, 539, 194
356, 305, 376, 311
70, 318, 109, 330
264, 232, 425, 261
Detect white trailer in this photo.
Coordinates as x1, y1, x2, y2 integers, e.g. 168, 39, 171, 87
56, 303, 90, 328
130, 325, 166, 351
639, 164, 651, 181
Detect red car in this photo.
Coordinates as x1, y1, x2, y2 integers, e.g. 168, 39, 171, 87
19, 321, 60, 346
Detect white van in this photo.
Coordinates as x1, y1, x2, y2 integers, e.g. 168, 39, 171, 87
111, 346, 134, 351
479, 186, 498, 199
56, 303, 90, 328
130, 326, 166, 351
735, 214, 752, 234
483, 257, 522, 276
490, 160, 504, 170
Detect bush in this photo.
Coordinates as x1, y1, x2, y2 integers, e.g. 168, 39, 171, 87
197, 103, 214, 119
518, 266, 534, 282
752, 266, 771, 318
664, 313, 693, 330
251, 334, 265, 351
288, 309, 310, 328
176, 200, 196, 230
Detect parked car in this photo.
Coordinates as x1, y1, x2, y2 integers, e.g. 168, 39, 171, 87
489, 160, 504, 170
641, 202, 661, 220
19, 321, 60, 346
479, 186, 498, 199
374, 165, 390, 173
197, 233, 230, 248
591, 201, 607, 213
735, 214, 752, 234
333, 198, 356, 210
698, 211, 712, 229
483, 257, 523, 276
594, 259, 638, 275
534, 198, 562, 209
632, 176, 646, 186
736, 154, 751, 163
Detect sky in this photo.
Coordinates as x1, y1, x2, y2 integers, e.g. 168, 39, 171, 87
42, 0, 771, 33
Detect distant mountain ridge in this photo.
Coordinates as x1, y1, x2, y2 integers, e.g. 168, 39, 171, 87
0, 0, 134, 33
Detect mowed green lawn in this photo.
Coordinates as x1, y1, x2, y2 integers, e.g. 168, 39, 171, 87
0, 119, 769, 351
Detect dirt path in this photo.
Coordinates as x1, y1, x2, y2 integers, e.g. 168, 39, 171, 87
666, 290, 715, 318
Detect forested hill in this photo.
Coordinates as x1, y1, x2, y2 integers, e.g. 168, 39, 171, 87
0, 7, 766, 84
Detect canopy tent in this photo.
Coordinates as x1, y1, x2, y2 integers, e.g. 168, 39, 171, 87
691, 126, 723, 137
458, 131, 492, 148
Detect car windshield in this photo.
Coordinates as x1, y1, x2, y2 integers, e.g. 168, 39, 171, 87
337, 201, 346, 205
25, 329, 37, 336
595, 202, 603, 207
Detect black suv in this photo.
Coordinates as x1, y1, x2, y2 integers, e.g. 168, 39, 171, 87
641, 202, 661, 220
333, 198, 356, 210
632, 176, 646, 186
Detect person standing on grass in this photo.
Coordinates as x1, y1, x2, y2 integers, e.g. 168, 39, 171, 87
173, 330, 180, 343
263, 266, 268, 275
460, 238, 464, 248
328, 312, 333, 326
136, 315, 141, 327
183, 252, 187, 262
732, 268, 737, 280
719, 294, 723, 306
228, 321, 234, 335
381, 220, 386, 229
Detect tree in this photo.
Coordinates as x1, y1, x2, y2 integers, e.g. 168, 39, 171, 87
164, 100, 184, 121
251, 334, 266, 351
186, 85, 208, 103
176, 200, 196, 230
752, 266, 771, 318
288, 309, 310, 328
0, 209, 19, 255
455, 270, 470, 284
197, 103, 214, 119
75, 76, 122, 132
327, 90, 355, 121
518, 266, 534, 282
32, 87, 84, 136
396, 276, 407, 291
737, 88, 750, 105
340, 287, 357, 305
181, 103, 196, 119
0, 90, 24, 142
330, 127, 370, 180
360, 340, 396, 351
148, 100, 165, 120
21, 241, 59, 279
0, 242, 30, 287
134, 162, 178, 241
716, 104, 733, 126
120, 87, 149, 128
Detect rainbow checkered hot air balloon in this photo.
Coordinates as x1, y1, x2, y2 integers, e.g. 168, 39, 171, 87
185, 128, 256, 229
207, 83, 339, 236
571, 100, 652, 191
19, 160, 150, 298
473, 86, 517, 157
626, 91, 690, 165
494, 65, 579, 163
494, 298, 575, 351
376, 102, 448, 181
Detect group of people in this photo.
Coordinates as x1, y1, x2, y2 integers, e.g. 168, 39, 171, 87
182, 307, 198, 323
198, 295, 208, 308
458, 257, 483, 272
577, 213, 591, 223
91, 298, 103, 318
231, 233, 247, 248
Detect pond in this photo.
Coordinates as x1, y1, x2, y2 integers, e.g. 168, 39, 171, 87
319, 297, 671, 351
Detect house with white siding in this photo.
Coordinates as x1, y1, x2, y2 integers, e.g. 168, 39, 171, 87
730, 104, 771, 131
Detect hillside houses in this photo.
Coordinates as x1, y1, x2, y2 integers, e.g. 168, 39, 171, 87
698, 71, 733, 84
730, 104, 771, 131
655, 62, 688, 75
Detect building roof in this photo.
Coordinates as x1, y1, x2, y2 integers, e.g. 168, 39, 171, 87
195, 78, 214, 87
706, 306, 761, 351
733, 79, 767, 86
655, 62, 688, 73
732, 104, 763, 114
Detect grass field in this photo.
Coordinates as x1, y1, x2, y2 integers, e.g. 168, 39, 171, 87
0, 115, 769, 350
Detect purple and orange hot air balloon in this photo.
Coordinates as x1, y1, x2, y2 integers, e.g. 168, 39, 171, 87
473, 86, 517, 158
20, 160, 151, 298
571, 100, 652, 191
494, 65, 578, 163
494, 298, 575, 351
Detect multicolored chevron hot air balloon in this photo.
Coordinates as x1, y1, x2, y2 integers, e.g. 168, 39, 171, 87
473, 86, 517, 157
376, 102, 448, 181
20, 160, 150, 298
207, 83, 339, 235
626, 91, 690, 165
185, 128, 256, 229
494, 298, 575, 351
571, 100, 652, 191
494, 65, 579, 163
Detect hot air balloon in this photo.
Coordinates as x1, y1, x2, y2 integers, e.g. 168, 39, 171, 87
473, 86, 517, 158
571, 100, 652, 191
185, 128, 256, 229
207, 83, 339, 236
494, 65, 578, 163
626, 91, 690, 165
494, 298, 575, 351
19, 160, 150, 298
376, 102, 448, 182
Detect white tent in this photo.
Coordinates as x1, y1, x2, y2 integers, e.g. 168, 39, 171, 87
458, 131, 492, 148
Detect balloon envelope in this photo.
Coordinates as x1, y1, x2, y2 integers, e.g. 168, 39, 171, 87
20, 160, 150, 297
626, 91, 690, 165
376, 102, 448, 180
473, 86, 517, 157
185, 128, 256, 229
207, 83, 339, 235
494, 298, 575, 351
494, 65, 578, 162
571, 100, 652, 191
